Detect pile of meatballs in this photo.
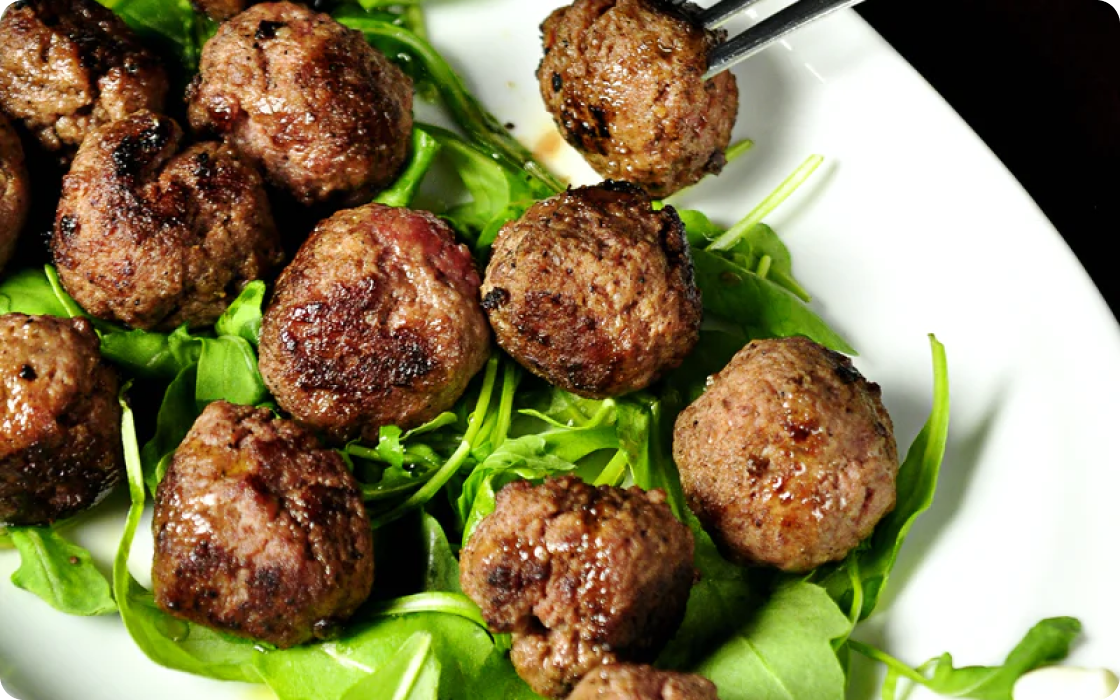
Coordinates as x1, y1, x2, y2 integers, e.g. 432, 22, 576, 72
0, 1, 899, 698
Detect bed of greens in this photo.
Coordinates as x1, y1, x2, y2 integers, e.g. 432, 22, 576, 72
0, 1, 1082, 699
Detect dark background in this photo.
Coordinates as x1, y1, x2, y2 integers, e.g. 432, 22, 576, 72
856, 0, 1120, 321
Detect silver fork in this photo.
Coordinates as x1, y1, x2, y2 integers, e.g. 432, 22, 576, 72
683, 0, 870, 78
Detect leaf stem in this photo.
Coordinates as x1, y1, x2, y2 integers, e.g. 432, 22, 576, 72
707, 155, 824, 251
846, 639, 929, 685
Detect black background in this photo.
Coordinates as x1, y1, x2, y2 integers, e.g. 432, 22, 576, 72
856, 0, 1120, 321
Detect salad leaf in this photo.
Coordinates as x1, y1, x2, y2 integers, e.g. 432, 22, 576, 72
100, 325, 202, 379
214, 280, 266, 346
695, 581, 850, 700
196, 335, 269, 408
338, 632, 441, 700
692, 248, 855, 354
376, 128, 442, 208
140, 365, 199, 494
0, 267, 73, 317
8, 527, 117, 616
97, 0, 216, 70
816, 335, 950, 620
850, 617, 1081, 700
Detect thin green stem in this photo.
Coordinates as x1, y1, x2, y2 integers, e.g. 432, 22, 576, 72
368, 592, 486, 628
847, 639, 928, 685
593, 450, 630, 487
707, 155, 824, 251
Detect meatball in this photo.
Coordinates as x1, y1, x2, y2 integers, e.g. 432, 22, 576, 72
460, 477, 695, 698
0, 0, 168, 160
482, 181, 701, 399
570, 665, 720, 700
539, 0, 739, 197
0, 113, 29, 272
187, 2, 413, 206
190, 0, 257, 21
672, 337, 899, 572
259, 203, 490, 443
152, 400, 374, 648
0, 314, 122, 526
52, 110, 283, 330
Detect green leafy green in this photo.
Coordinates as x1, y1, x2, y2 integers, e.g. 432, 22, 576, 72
850, 617, 1081, 700
8, 527, 117, 616
695, 581, 850, 700
0, 267, 73, 317
97, 0, 216, 70
196, 335, 269, 408
214, 281, 266, 346
816, 335, 950, 619
376, 128, 442, 208
338, 632, 441, 700
140, 365, 199, 494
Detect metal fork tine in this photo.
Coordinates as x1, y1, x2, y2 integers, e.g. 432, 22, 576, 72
703, 0, 866, 79
698, 0, 769, 29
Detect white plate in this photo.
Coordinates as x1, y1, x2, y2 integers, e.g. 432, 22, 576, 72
2, 1, 1119, 699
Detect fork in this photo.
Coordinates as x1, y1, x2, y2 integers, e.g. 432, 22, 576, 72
684, 0, 870, 78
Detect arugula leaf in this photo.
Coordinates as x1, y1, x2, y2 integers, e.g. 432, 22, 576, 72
850, 617, 1081, 700
376, 128, 442, 208
816, 335, 950, 619
0, 267, 72, 317
692, 247, 855, 354
420, 513, 462, 594
100, 325, 202, 379
8, 527, 117, 616
694, 581, 850, 700
97, 0, 217, 70
196, 335, 269, 408
214, 280, 266, 346
338, 632, 441, 700
140, 365, 199, 494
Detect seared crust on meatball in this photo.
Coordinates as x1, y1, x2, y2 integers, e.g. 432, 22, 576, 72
482, 181, 701, 399
672, 337, 899, 572
570, 664, 720, 700
0, 114, 29, 272
52, 111, 283, 330
152, 400, 374, 648
0, 314, 122, 526
187, 2, 413, 205
460, 477, 694, 698
0, 0, 168, 160
539, 0, 738, 197
191, 0, 257, 21
259, 203, 490, 443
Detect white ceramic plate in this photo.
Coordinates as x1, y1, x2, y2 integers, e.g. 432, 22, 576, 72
2, 1, 1119, 699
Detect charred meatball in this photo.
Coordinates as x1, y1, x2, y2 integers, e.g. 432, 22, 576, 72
539, 0, 739, 197
0, 0, 168, 161
187, 2, 413, 205
52, 111, 283, 330
0, 114, 29, 272
672, 337, 899, 572
0, 314, 122, 526
259, 203, 490, 443
570, 665, 720, 700
482, 181, 701, 399
152, 400, 374, 648
460, 477, 694, 698
191, 0, 258, 21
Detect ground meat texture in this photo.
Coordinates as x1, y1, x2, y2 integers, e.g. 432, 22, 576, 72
539, 0, 738, 198
0, 114, 29, 273
460, 477, 695, 698
0, 0, 168, 161
187, 2, 413, 206
672, 337, 899, 572
570, 665, 720, 700
482, 181, 701, 399
0, 315, 122, 526
152, 400, 374, 648
258, 203, 490, 443
52, 111, 283, 330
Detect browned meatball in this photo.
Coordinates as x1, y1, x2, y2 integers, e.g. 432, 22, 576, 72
0, 113, 29, 272
259, 203, 490, 443
0, 0, 168, 161
152, 400, 374, 648
539, 0, 739, 197
52, 111, 283, 330
570, 665, 720, 700
460, 477, 695, 698
0, 314, 122, 526
191, 0, 258, 21
482, 181, 701, 399
187, 2, 413, 206
672, 337, 899, 572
